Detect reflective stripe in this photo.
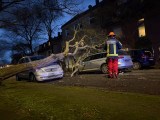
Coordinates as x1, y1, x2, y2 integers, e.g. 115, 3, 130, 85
106, 44, 109, 57
113, 44, 116, 54
107, 54, 118, 57
106, 43, 118, 57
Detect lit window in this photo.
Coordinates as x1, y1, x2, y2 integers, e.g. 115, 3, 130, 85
138, 18, 146, 37
48, 42, 50, 46
139, 18, 144, 22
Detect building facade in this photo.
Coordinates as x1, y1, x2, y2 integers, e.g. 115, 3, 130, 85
61, 0, 160, 60
37, 33, 63, 56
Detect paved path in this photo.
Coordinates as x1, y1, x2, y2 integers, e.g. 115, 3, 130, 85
52, 69, 160, 95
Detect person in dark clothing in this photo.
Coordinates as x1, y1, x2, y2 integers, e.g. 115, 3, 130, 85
104, 32, 122, 78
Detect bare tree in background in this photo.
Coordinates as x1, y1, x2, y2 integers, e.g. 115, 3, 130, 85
5, 6, 42, 55
34, 0, 83, 41
1, 0, 84, 55
0, 39, 12, 59
0, 0, 25, 27
0, 0, 24, 12
12, 42, 30, 55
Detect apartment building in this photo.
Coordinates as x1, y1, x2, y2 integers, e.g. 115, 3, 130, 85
37, 33, 63, 56
61, 0, 160, 60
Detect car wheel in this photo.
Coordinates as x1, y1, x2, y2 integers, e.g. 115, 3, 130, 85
29, 74, 37, 82
16, 74, 21, 81
133, 62, 141, 70
101, 64, 108, 74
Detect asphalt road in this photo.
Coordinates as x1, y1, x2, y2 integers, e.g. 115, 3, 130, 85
51, 69, 160, 95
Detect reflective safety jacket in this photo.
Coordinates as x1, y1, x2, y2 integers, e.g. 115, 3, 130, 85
104, 38, 122, 58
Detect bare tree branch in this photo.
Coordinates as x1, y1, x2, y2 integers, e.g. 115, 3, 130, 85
0, 0, 24, 12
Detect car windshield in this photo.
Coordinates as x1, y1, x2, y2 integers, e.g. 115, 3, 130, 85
118, 50, 128, 55
30, 55, 46, 61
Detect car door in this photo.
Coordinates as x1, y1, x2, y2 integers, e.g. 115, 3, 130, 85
89, 54, 105, 69
86, 55, 97, 70
82, 54, 105, 71
18, 58, 27, 78
144, 51, 155, 66
82, 56, 92, 70
22, 57, 31, 79
18, 57, 30, 79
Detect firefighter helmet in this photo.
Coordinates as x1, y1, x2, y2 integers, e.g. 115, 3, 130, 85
108, 32, 116, 37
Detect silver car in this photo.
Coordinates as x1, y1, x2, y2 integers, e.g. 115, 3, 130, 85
79, 50, 133, 73
16, 55, 64, 82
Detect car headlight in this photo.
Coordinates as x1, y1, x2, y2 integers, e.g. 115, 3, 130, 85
56, 66, 63, 71
36, 68, 45, 73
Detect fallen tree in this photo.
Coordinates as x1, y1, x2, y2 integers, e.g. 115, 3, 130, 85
0, 53, 64, 81
0, 28, 106, 82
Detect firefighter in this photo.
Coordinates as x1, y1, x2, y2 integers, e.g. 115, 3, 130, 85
104, 32, 122, 78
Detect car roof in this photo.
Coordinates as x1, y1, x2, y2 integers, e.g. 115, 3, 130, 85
21, 55, 45, 58
128, 49, 143, 51
87, 50, 126, 57
88, 52, 106, 56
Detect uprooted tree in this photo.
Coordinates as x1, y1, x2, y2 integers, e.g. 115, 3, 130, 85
0, 26, 107, 81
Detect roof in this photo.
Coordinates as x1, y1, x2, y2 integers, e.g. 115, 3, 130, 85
61, 1, 105, 28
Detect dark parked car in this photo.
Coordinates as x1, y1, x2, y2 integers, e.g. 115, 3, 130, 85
127, 49, 155, 70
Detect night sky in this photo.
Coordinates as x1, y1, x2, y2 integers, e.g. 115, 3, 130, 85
56, 0, 95, 33
1, 0, 96, 63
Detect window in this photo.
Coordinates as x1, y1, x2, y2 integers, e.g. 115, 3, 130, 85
138, 18, 146, 37
79, 23, 83, 29
30, 55, 46, 61
83, 56, 91, 62
74, 23, 83, 30
117, 0, 128, 5
24, 58, 30, 63
118, 50, 128, 55
101, 53, 107, 58
144, 51, 152, 57
89, 16, 95, 24
48, 42, 51, 46
91, 54, 102, 60
65, 29, 69, 36
48, 50, 51, 56
19, 58, 25, 64
74, 24, 77, 30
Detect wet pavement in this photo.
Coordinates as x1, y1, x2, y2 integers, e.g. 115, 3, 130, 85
51, 69, 160, 95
